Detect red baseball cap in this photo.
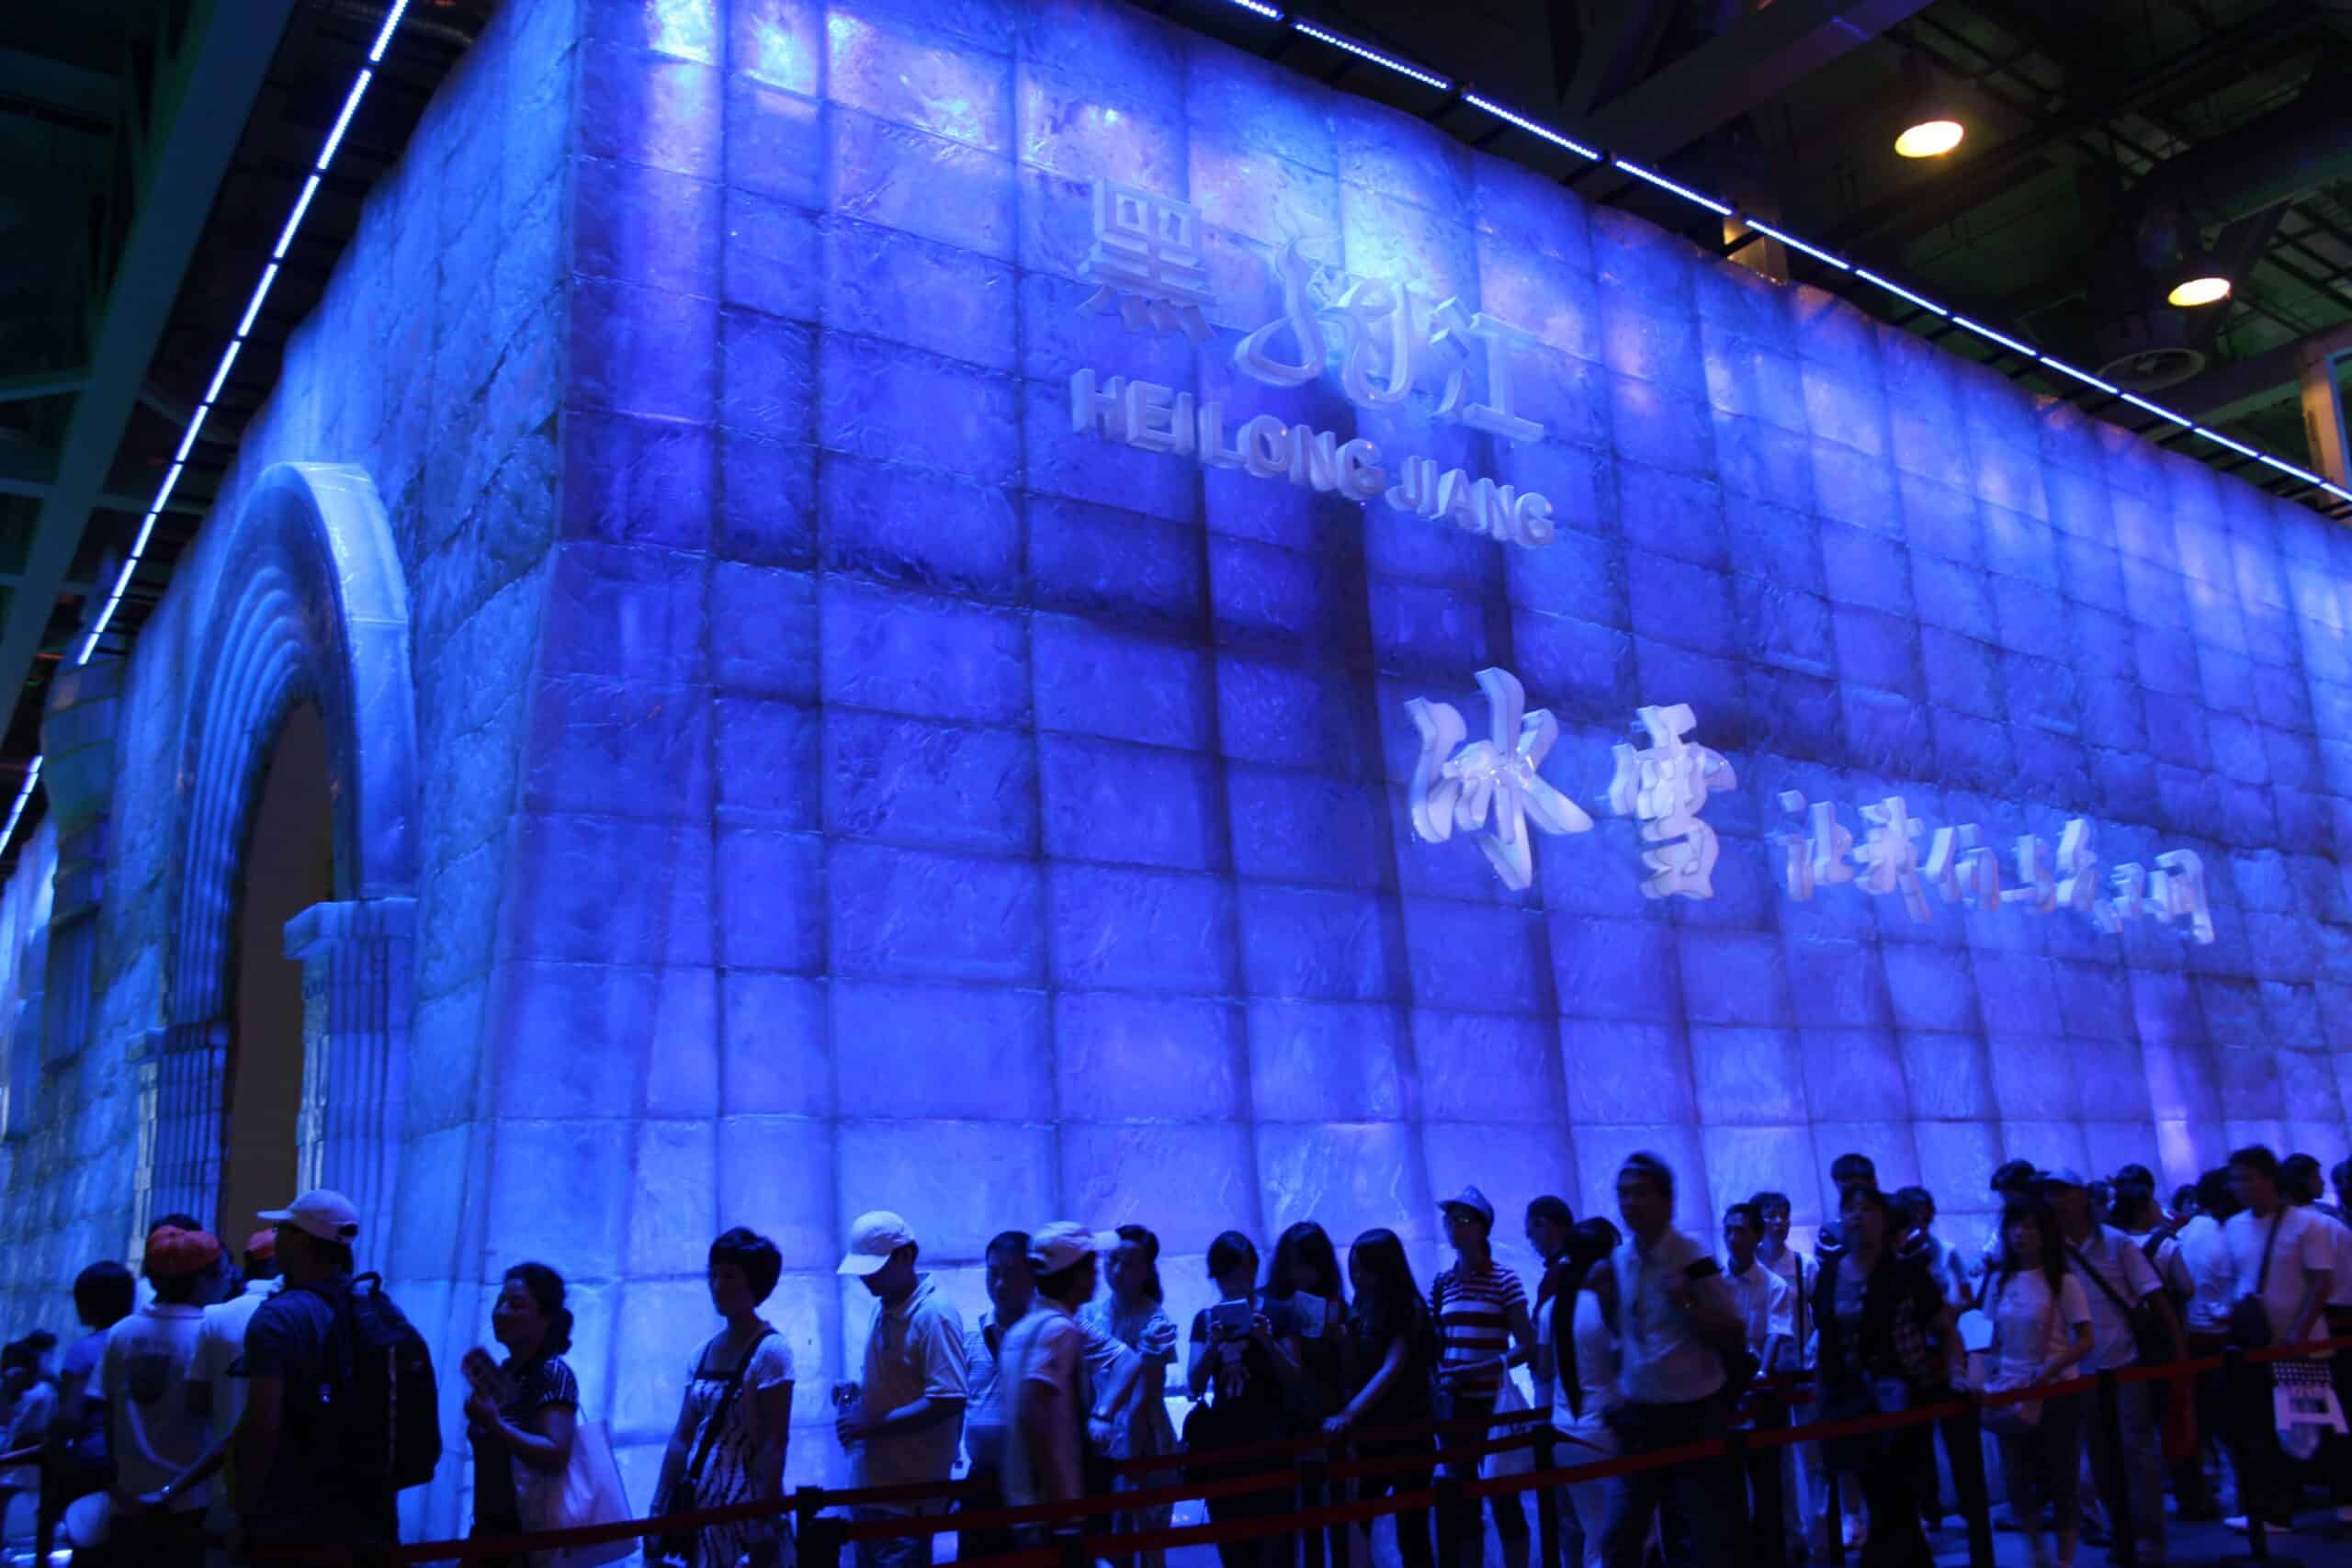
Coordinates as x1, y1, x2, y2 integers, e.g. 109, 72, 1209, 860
144, 1226, 223, 1280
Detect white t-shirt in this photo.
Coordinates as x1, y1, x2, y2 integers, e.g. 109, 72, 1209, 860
1614, 1227, 1734, 1405
1758, 1244, 1817, 1368
855, 1274, 969, 1494
2064, 1225, 2165, 1371
191, 1280, 282, 1448
2222, 1205, 2337, 1348
2164, 1215, 2236, 1337
2310, 1208, 2352, 1309
998, 1299, 1085, 1508
1723, 1259, 1794, 1371
1988, 1270, 2090, 1387
101, 1303, 211, 1511
1553, 1291, 1621, 1436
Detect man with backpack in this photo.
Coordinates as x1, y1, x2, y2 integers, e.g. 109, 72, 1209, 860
233, 1188, 440, 1554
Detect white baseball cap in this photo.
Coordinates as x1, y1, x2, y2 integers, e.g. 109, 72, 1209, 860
837, 1211, 917, 1277
257, 1189, 360, 1245
1028, 1221, 1120, 1275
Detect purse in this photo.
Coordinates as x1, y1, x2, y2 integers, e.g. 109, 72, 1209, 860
654, 1329, 775, 1566
518, 1417, 635, 1568
2227, 1214, 2282, 1350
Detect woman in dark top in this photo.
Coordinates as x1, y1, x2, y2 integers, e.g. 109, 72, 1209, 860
466, 1262, 581, 1566
1811, 1190, 1963, 1568
1264, 1221, 1351, 1431
1327, 1228, 1436, 1568
1185, 1232, 1300, 1568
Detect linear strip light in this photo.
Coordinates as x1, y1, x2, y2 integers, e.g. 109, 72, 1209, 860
1743, 218, 1849, 272
0, 2, 413, 863
2037, 355, 2119, 397
1291, 22, 1450, 90
1853, 267, 1948, 318
1461, 93, 1600, 161
1223, 0, 1283, 17
1611, 158, 1732, 216
1950, 315, 2037, 360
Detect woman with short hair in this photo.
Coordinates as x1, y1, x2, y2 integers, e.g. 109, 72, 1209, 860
651, 1228, 796, 1568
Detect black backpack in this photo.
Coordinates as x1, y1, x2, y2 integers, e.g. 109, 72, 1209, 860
306, 1273, 442, 1492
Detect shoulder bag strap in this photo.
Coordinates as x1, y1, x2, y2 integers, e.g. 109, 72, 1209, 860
2064, 1241, 2140, 1319
684, 1328, 775, 1490
2255, 1213, 2283, 1294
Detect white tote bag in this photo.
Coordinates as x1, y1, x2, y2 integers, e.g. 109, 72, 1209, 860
517, 1416, 636, 1568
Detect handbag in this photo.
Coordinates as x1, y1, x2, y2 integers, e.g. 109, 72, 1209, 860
2227, 1214, 2283, 1350
654, 1329, 775, 1566
518, 1417, 635, 1568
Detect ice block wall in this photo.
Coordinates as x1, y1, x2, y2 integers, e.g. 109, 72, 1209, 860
510, 0, 2352, 1493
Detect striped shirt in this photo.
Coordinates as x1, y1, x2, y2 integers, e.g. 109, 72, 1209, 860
1430, 1259, 1526, 1397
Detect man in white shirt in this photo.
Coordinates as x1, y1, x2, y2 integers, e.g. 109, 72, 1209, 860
2223, 1145, 2336, 1533
2160, 1168, 2238, 1523
837, 1212, 970, 1568
1721, 1204, 1794, 1371
96, 1225, 225, 1567
1751, 1190, 1823, 1551
2048, 1169, 2181, 1561
1599, 1153, 1747, 1568
1000, 1223, 1121, 1536
2285, 1158, 2352, 1524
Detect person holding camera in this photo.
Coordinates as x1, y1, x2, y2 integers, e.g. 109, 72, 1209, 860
836, 1211, 968, 1568
1186, 1231, 1300, 1568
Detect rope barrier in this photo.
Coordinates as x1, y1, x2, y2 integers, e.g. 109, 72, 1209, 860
241, 1331, 2352, 1563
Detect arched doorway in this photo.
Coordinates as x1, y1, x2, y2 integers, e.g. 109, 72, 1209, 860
219, 701, 334, 1242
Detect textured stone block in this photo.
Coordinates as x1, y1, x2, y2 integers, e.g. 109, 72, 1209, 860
1037, 733, 1223, 871
719, 970, 828, 1116
1061, 1123, 1259, 1249
626, 1119, 718, 1278
834, 980, 1048, 1119
1553, 917, 1682, 1023
1215, 536, 1372, 659
716, 826, 825, 971
716, 1117, 836, 1269
506, 813, 715, 967
561, 410, 715, 550
570, 275, 718, 423
1219, 658, 1374, 778
821, 578, 1028, 723
839, 1121, 1055, 1261
1700, 1125, 1821, 1224
1609, 375, 1716, 476
1238, 884, 1402, 1003
490, 1119, 633, 1279
1690, 1025, 1804, 1124
711, 562, 817, 699
1248, 1000, 1406, 1122
829, 104, 1012, 254
1258, 1122, 1430, 1255
1051, 864, 1235, 993
526, 675, 712, 818
542, 541, 708, 685
1035, 616, 1212, 749
823, 710, 1034, 852
1227, 765, 1383, 889
1055, 991, 1244, 1121
829, 842, 1038, 982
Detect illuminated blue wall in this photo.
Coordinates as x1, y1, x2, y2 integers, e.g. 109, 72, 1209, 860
6, 0, 2352, 1513
504, 0, 2352, 1489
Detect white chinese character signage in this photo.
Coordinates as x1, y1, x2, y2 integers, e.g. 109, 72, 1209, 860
1770, 795, 2214, 943
1604, 705, 1737, 899
1405, 668, 1590, 891
1069, 180, 1557, 550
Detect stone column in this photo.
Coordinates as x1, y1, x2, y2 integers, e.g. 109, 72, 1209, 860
39, 656, 120, 1066
141, 1021, 230, 1232
285, 897, 415, 1249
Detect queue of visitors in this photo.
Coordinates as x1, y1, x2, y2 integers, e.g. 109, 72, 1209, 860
0, 1142, 2346, 1568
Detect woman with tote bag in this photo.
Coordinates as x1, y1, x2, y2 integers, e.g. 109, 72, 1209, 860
466, 1263, 631, 1568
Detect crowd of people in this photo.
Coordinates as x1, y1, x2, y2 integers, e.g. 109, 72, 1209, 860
0, 1142, 2347, 1568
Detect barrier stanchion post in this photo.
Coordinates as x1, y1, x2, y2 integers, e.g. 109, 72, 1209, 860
1821, 1464, 1846, 1568
795, 1484, 825, 1563
1434, 1470, 1465, 1568
1743, 1415, 1786, 1568
804, 1507, 846, 1568
1302, 1449, 1329, 1568
1958, 1400, 1995, 1568
2096, 1370, 2139, 1568
1532, 1425, 1561, 1568
2224, 1347, 2270, 1563
1057, 1522, 1089, 1568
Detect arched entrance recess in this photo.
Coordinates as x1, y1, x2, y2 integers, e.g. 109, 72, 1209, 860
143, 462, 418, 1250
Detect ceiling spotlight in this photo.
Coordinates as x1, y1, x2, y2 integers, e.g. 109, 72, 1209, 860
1895, 118, 1964, 158
2166, 275, 2233, 308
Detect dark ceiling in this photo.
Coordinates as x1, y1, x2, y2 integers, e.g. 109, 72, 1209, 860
1, 0, 2348, 874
